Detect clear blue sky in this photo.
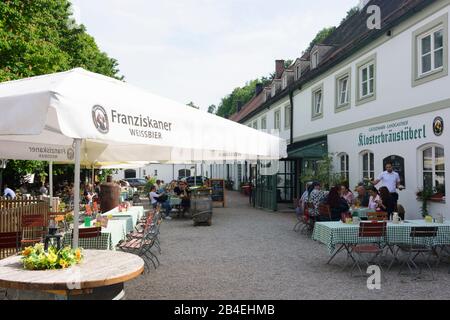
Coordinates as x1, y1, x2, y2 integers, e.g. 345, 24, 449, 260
71, 0, 358, 111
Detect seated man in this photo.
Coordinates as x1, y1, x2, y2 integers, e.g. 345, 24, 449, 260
3, 184, 16, 199
355, 186, 370, 207
176, 181, 191, 217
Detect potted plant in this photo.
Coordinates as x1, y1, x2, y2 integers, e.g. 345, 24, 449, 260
416, 187, 435, 217
21, 243, 83, 270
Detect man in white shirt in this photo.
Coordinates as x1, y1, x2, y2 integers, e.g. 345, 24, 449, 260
371, 162, 402, 203
3, 184, 16, 199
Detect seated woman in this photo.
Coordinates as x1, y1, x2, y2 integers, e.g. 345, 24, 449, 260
340, 184, 355, 206
368, 186, 381, 210
149, 185, 172, 220
377, 186, 396, 219
325, 186, 350, 221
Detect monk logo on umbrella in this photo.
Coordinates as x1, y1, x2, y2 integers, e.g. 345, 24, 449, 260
433, 116, 444, 137
67, 147, 74, 160
92, 105, 109, 134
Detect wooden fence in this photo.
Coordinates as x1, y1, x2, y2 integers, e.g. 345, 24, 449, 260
0, 197, 49, 259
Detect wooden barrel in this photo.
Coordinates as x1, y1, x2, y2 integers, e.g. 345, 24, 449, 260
99, 176, 120, 213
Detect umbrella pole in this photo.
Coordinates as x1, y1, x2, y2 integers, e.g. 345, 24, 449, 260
73, 138, 82, 249
92, 165, 95, 186
49, 161, 53, 206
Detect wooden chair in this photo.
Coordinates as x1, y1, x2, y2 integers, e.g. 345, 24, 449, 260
367, 211, 388, 221
350, 221, 387, 276
318, 204, 332, 221
78, 227, 102, 239
21, 214, 46, 248
0, 231, 22, 255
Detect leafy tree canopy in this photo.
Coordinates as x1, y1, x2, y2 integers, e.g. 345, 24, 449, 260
308, 27, 336, 50
0, 0, 122, 187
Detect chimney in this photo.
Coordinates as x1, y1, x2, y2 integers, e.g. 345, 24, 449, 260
255, 83, 264, 96
236, 100, 244, 112
275, 60, 285, 79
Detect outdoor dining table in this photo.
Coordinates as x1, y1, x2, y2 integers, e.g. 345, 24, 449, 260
312, 220, 450, 264
62, 215, 135, 250
102, 205, 144, 226
0, 250, 144, 300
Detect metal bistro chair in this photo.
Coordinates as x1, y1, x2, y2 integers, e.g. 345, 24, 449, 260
21, 214, 46, 248
397, 226, 438, 281
119, 220, 161, 271
0, 231, 22, 256
299, 202, 316, 234
318, 204, 332, 221
367, 211, 388, 222
349, 221, 387, 277
78, 227, 102, 239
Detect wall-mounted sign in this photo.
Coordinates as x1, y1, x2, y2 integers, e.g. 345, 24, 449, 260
433, 117, 444, 137
358, 119, 427, 147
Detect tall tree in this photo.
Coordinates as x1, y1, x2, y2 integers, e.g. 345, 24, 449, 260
207, 104, 216, 114
0, 0, 122, 188
308, 27, 336, 50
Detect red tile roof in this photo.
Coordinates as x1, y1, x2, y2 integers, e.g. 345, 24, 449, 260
229, 92, 265, 122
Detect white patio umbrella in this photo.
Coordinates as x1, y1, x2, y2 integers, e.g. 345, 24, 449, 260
0, 68, 286, 248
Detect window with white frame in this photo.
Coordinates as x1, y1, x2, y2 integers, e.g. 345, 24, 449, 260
274, 110, 281, 130
284, 105, 291, 129
312, 86, 323, 118
418, 26, 444, 77
359, 62, 375, 98
296, 64, 301, 80
271, 84, 276, 97
282, 75, 288, 90
311, 50, 319, 69
252, 120, 258, 130
361, 151, 375, 181
412, 14, 448, 86
339, 153, 349, 182
422, 145, 445, 196
261, 116, 267, 130
338, 75, 350, 106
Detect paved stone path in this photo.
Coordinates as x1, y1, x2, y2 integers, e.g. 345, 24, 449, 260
125, 192, 450, 300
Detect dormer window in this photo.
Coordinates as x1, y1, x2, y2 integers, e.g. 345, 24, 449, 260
311, 50, 319, 69
296, 64, 301, 80
282, 75, 288, 90
271, 85, 276, 97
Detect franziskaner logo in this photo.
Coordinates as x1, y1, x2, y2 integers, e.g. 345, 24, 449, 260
67, 148, 74, 160
92, 105, 109, 134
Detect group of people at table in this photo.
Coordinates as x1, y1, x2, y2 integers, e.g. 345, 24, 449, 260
149, 180, 191, 220
299, 162, 403, 222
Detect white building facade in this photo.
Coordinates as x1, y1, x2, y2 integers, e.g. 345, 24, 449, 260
228, 0, 450, 216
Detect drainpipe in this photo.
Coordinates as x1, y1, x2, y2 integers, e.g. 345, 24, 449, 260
289, 91, 294, 146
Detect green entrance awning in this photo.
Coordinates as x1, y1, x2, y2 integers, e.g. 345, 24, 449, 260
288, 138, 327, 159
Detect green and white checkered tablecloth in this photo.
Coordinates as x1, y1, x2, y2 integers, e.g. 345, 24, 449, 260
312, 220, 450, 254
62, 232, 112, 250
349, 207, 373, 219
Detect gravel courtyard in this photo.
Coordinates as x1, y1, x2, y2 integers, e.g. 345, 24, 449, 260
125, 192, 450, 300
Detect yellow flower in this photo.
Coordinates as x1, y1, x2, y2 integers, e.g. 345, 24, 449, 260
75, 249, 82, 262
59, 259, 68, 268
22, 247, 32, 257
47, 252, 57, 264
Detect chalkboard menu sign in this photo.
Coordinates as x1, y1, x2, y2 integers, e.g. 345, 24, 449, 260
210, 179, 225, 207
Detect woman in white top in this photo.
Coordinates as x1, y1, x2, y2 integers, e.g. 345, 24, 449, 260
368, 186, 381, 210
149, 185, 161, 209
